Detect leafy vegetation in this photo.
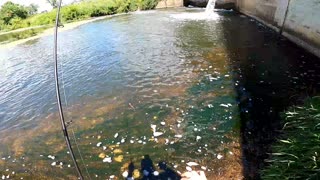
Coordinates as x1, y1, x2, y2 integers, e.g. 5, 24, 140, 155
262, 97, 320, 179
0, 2, 38, 31
0, 27, 48, 44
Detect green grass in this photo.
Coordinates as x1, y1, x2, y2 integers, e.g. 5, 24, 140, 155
0, 26, 49, 44
262, 97, 320, 179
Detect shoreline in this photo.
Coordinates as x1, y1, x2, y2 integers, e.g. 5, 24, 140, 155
0, 16, 110, 49
0, 10, 161, 50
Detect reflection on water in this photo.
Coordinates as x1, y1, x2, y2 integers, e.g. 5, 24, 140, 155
0, 9, 319, 179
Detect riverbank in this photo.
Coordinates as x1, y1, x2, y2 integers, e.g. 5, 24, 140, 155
0, 16, 110, 49
0, 0, 160, 49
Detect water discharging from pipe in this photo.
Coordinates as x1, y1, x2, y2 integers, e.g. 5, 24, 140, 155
170, 1, 219, 20
205, 0, 216, 14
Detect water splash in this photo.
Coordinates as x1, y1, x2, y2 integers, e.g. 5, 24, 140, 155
170, 0, 218, 21
205, 0, 216, 14
170, 10, 219, 21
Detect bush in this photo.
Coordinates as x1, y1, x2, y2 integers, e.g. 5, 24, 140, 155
8, 17, 25, 29
0, 2, 29, 24
143, 0, 159, 9
86, 1, 117, 17
62, 6, 86, 21
28, 11, 57, 26
0, 20, 7, 31
114, 0, 130, 13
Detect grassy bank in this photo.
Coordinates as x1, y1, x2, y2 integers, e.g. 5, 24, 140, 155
262, 97, 320, 179
0, 0, 159, 44
0, 26, 49, 44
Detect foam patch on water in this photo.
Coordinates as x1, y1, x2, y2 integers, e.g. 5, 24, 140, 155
170, 12, 220, 21
131, 10, 157, 14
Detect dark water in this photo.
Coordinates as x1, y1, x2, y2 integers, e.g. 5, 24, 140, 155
0, 9, 320, 179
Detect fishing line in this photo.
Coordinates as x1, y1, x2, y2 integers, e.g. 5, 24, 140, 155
54, 0, 83, 179
71, 129, 92, 180
59, 57, 72, 125
58, 33, 92, 180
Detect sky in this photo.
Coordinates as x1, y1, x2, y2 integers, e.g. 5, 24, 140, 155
0, 0, 75, 12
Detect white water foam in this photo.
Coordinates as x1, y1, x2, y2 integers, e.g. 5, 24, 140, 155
205, 0, 216, 15
171, 0, 218, 21
170, 11, 219, 21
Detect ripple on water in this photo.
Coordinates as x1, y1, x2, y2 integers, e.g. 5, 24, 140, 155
170, 11, 220, 21
0, 9, 271, 179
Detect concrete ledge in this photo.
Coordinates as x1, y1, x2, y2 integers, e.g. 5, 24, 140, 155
238, 10, 280, 32
283, 31, 320, 58
216, 0, 236, 9
215, 2, 236, 9
238, 10, 320, 58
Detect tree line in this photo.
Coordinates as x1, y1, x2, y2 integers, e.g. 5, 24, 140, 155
0, 2, 39, 30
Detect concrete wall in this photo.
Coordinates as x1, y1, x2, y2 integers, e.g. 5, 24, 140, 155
156, 0, 183, 8
216, 0, 236, 9
236, 0, 320, 58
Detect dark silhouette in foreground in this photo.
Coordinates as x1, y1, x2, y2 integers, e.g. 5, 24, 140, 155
126, 155, 181, 180
127, 161, 135, 180
140, 155, 155, 179
158, 161, 181, 180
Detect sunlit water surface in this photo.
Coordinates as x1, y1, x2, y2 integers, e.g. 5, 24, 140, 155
1, 9, 320, 179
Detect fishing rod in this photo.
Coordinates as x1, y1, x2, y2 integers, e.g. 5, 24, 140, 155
54, 0, 84, 179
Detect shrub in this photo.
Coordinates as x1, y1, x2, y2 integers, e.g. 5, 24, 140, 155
141, 0, 159, 10
28, 11, 57, 26
8, 17, 25, 29
0, 2, 29, 24
61, 5, 87, 22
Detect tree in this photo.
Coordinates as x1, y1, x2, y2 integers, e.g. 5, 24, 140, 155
0, 2, 29, 24
26, 3, 39, 15
46, 0, 58, 8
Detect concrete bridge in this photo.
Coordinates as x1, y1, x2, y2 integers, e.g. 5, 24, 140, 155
156, 0, 320, 58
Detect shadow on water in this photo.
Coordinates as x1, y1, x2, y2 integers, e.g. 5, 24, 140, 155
126, 155, 181, 180
218, 11, 320, 178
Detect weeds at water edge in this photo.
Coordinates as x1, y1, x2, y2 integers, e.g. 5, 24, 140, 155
262, 97, 320, 179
